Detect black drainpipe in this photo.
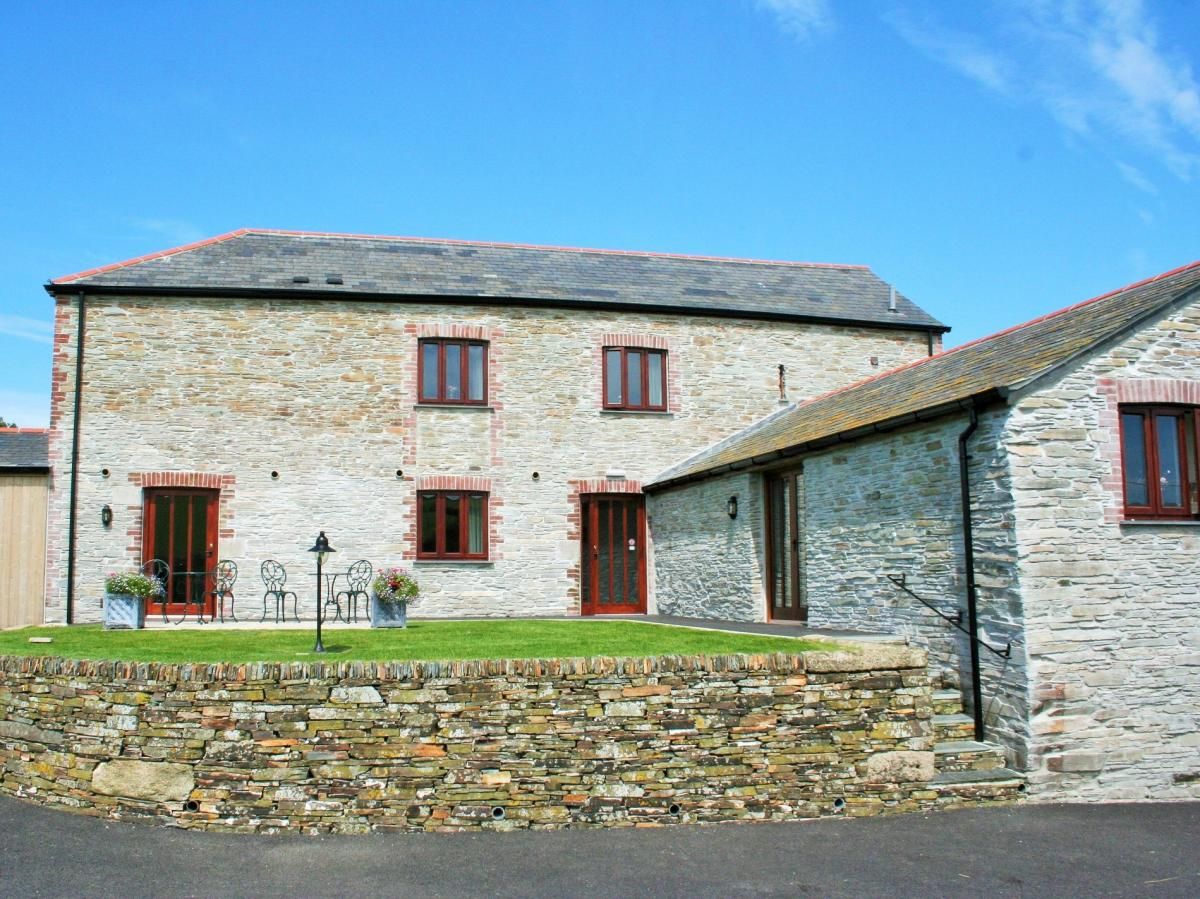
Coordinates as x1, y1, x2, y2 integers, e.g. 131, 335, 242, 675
957, 405, 984, 742
65, 291, 87, 625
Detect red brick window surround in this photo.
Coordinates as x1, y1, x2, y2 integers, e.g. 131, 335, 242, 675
1118, 404, 1199, 520
603, 346, 668, 411
419, 338, 488, 405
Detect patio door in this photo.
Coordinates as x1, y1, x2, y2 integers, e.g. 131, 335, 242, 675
581, 494, 646, 615
765, 471, 806, 621
143, 489, 218, 618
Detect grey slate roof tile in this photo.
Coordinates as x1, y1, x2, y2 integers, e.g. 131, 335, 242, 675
650, 261, 1200, 488
0, 430, 49, 471
51, 229, 946, 330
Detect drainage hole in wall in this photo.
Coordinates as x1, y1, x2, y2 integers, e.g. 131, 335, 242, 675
531, 471, 540, 481
832, 797, 846, 811
1017, 783, 1027, 793
184, 800, 199, 812
491, 806, 505, 820
668, 803, 681, 816
101, 468, 110, 478
270, 470, 279, 480
396, 469, 404, 478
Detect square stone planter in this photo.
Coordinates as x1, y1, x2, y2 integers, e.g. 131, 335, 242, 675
370, 594, 407, 628
103, 593, 146, 630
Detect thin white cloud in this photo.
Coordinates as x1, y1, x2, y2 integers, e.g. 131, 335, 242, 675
1115, 160, 1158, 194
0, 314, 53, 345
756, 0, 834, 42
885, 10, 1012, 93
887, 0, 1200, 180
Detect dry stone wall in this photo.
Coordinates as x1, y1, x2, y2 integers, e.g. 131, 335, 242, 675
0, 646, 1018, 833
46, 296, 931, 623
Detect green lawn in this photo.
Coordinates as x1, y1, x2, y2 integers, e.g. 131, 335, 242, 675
0, 620, 837, 664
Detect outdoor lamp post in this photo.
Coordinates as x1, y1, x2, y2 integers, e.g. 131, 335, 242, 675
308, 530, 336, 653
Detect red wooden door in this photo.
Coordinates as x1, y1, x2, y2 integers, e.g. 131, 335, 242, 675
143, 489, 219, 617
581, 495, 647, 615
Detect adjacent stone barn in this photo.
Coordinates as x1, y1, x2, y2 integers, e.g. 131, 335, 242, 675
0, 429, 49, 628
43, 229, 944, 625
647, 261, 1200, 802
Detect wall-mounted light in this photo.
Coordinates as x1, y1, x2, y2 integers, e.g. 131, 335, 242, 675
727, 495, 738, 520
101, 504, 113, 528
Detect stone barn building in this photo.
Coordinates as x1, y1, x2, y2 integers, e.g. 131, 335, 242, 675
42, 229, 944, 626
648, 261, 1200, 802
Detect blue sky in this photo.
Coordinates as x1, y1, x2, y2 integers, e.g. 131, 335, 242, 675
2, 0, 1198, 427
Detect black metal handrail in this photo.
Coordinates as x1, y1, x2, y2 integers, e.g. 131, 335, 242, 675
886, 573, 1011, 660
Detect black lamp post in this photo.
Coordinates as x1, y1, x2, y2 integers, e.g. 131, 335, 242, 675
308, 531, 336, 653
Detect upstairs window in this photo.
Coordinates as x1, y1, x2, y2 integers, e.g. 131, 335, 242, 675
603, 347, 667, 411
418, 491, 489, 560
1120, 405, 1198, 519
419, 339, 487, 405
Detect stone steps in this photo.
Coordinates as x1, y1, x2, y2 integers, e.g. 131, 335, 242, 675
927, 686, 1026, 806
933, 712, 976, 742
932, 689, 965, 716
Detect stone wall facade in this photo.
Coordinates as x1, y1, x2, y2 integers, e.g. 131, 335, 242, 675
46, 296, 931, 623
800, 412, 1029, 765
1006, 297, 1200, 801
648, 470, 765, 621
0, 646, 1018, 833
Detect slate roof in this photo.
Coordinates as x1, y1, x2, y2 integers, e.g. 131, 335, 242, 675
48, 229, 946, 331
0, 429, 50, 472
650, 260, 1200, 490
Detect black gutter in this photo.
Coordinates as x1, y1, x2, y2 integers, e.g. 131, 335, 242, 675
957, 405, 984, 742
65, 292, 86, 625
42, 282, 951, 335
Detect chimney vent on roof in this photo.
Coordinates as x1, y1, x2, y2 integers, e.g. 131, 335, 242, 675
888, 285, 897, 313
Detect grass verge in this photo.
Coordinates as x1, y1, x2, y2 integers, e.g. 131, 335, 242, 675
0, 620, 838, 664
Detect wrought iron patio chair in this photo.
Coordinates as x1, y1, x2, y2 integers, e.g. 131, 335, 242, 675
260, 560, 299, 623
174, 569, 211, 625
334, 560, 373, 623
141, 558, 171, 623
210, 560, 238, 623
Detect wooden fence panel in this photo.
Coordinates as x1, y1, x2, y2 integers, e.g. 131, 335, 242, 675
0, 474, 47, 629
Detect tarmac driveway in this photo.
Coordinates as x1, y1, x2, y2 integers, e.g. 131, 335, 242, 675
1, 795, 1197, 898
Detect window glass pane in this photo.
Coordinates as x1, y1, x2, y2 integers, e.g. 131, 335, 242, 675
1156, 414, 1184, 507
444, 494, 461, 553
468, 495, 485, 554
420, 494, 438, 553
421, 343, 439, 400
605, 349, 622, 404
444, 344, 462, 400
171, 498, 188, 601
1121, 413, 1149, 506
627, 351, 643, 407
647, 352, 664, 407
468, 345, 485, 401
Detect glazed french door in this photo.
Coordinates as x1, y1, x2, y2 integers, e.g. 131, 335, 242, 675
765, 471, 806, 621
581, 495, 647, 615
142, 489, 218, 617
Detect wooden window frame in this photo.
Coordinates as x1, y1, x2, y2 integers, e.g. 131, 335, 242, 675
602, 346, 667, 412
417, 490, 489, 560
1119, 404, 1197, 520
418, 339, 489, 405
